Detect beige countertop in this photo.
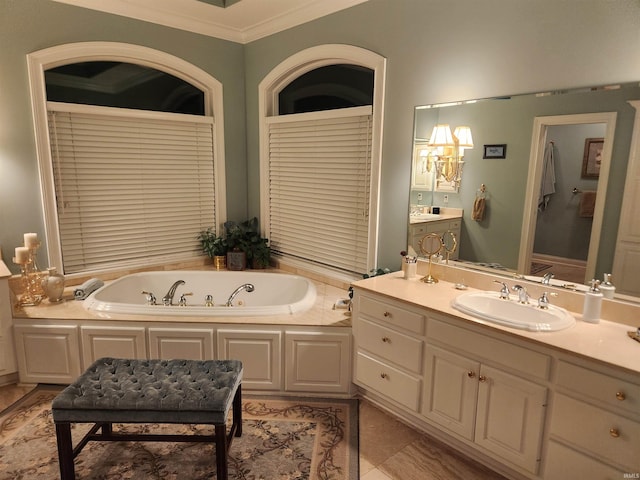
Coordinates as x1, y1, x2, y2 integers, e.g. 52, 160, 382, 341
409, 213, 462, 225
352, 271, 640, 375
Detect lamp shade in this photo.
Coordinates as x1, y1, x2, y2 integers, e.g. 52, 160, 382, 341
428, 124, 455, 147
454, 126, 474, 148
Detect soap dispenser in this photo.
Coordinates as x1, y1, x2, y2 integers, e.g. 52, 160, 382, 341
582, 279, 603, 324
599, 273, 616, 299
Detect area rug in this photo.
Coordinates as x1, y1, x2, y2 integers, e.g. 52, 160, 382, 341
530, 262, 552, 275
0, 385, 358, 479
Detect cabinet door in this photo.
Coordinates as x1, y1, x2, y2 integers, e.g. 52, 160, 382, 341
422, 345, 478, 440
285, 331, 351, 394
81, 326, 147, 368
148, 327, 215, 360
217, 329, 282, 391
475, 365, 547, 474
14, 324, 82, 384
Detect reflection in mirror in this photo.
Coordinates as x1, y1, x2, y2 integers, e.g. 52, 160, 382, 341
411, 82, 640, 301
442, 231, 458, 264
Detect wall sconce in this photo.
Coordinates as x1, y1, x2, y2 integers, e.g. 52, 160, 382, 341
427, 124, 474, 191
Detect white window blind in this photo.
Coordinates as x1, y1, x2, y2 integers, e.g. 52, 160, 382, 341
47, 102, 216, 274
266, 106, 372, 275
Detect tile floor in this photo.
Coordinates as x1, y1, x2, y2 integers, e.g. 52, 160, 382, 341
1, 383, 506, 479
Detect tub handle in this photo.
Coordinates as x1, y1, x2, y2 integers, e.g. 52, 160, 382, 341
178, 292, 193, 307
141, 291, 157, 305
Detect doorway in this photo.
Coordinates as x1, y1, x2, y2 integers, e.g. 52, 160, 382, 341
518, 112, 617, 284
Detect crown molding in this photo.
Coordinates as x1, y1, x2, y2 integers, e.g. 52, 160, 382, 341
50, 0, 369, 44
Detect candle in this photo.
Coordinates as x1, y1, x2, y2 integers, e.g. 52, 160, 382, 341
24, 232, 39, 248
14, 246, 29, 264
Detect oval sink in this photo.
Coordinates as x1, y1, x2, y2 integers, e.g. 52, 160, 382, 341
452, 291, 575, 332
410, 213, 442, 221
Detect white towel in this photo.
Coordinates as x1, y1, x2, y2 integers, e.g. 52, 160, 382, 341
74, 278, 104, 300
538, 143, 556, 211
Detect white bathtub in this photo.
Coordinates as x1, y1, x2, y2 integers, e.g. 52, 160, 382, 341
82, 271, 317, 317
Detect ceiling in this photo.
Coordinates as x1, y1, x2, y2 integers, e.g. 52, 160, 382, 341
51, 0, 369, 43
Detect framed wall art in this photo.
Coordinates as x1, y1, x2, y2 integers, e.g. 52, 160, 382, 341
581, 137, 603, 178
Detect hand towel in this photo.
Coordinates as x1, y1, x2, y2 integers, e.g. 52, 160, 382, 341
472, 196, 486, 221
579, 191, 597, 217
74, 278, 104, 300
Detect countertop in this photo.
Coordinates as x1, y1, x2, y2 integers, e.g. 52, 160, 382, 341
352, 271, 640, 375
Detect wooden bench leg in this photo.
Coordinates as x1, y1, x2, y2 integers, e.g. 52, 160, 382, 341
55, 422, 75, 480
233, 384, 242, 437
215, 424, 228, 480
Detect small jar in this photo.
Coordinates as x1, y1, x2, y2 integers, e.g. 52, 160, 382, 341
42, 267, 65, 302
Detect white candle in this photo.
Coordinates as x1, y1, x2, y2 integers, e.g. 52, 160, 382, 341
24, 232, 38, 248
14, 246, 29, 264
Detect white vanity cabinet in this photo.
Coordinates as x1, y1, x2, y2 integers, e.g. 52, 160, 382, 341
409, 218, 461, 259
81, 325, 148, 369
544, 359, 640, 477
423, 318, 549, 474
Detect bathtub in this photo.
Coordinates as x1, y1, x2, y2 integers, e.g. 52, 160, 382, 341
82, 271, 317, 317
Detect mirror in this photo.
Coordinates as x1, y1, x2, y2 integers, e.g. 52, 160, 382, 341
411, 82, 640, 300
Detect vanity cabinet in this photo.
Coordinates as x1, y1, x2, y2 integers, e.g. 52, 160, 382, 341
545, 359, 640, 476
409, 218, 461, 259
81, 325, 147, 369
148, 327, 215, 360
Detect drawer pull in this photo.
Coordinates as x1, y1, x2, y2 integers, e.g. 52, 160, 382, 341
609, 427, 620, 438
381, 336, 391, 343
383, 311, 391, 317
615, 391, 626, 401
380, 372, 389, 379
479, 375, 487, 383
467, 371, 476, 378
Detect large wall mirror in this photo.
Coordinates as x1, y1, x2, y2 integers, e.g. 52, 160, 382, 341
410, 82, 640, 300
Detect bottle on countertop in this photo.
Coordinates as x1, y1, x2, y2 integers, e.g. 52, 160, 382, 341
599, 273, 616, 299
582, 279, 602, 324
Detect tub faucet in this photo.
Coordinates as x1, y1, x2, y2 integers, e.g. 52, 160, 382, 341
542, 272, 554, 285
163, 280, 185, 306
226, 283, 255, 307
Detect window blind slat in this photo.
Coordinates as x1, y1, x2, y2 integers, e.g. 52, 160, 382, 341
267, 109, 372, 275
48, 105, 216, 274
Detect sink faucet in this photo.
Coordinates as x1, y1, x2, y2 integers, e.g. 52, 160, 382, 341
494, 280, 510, 300
512, 284, 529, 304
226, 283, 255, 307
162, 280, 185, 306
542, 272, 554, 285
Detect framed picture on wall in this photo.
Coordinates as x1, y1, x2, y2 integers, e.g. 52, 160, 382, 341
582, 137, 603, 178
482, 144, 507, 159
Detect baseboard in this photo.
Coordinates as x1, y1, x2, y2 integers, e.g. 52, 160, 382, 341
0, 371, 19, 387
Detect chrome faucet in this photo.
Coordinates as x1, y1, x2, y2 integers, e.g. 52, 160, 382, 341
226, 283, 255, 307
542, 272, 554, 285
512, 284, 529, 304
162, 280, 185, 306
494, 280, 510, 300
538, 292, 550, 309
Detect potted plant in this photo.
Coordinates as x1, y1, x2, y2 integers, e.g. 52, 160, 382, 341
197, 227, 228, 270
223, 217, 271, 270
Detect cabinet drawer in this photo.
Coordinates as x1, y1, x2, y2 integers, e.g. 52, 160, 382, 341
544, 440, 626, 479
427, 318, 550, 379
550, 393, 640, 471
356, 352, 421, 411
357, 318, 423, 373
557, 360, 640, 416
358, 296, 424, 334
447, 219, 461, 231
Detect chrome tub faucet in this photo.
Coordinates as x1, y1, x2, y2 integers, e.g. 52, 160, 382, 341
163, 280, 185, 306
226, 283, 255, 307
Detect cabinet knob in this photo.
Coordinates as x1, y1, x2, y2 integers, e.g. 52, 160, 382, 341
609, 427, 620, 438
479, 375, 487, 382
381, 336, 391, 343
467, 371, 476, 378
380, 372, 389, 379
615, 391, 626, 401
383, 311, 391, 317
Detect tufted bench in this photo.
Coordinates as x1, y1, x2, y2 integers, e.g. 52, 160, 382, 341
51, 357, 243, 480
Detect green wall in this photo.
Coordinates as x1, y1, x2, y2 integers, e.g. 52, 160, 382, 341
1, 0, 639, 275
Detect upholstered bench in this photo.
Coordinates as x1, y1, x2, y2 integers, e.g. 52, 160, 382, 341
52, 357, 243, 480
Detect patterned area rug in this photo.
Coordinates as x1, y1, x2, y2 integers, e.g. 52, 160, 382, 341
0, 385, 358, 479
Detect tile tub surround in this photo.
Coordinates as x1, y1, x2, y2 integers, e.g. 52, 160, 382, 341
352, 264, 640, 375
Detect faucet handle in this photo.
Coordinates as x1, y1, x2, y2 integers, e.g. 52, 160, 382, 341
141, 291, 157, 305
538, 292, 550, 309
178, 292, 193, 307
493, 280, 510, 300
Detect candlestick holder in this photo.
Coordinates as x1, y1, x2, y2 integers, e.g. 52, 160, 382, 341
13, 256, 42, 307
27, 241, 46, 298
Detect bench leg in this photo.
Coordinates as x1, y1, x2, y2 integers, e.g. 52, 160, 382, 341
233, 384, 242, 437
55, 422, 75, 480
215, 424, 228, 480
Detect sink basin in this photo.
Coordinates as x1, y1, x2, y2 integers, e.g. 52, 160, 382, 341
410, 213, 442, 221
452, 291, 575, 332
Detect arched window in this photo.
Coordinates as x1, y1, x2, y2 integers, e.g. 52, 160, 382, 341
28, 43, 226, 276
259, 45, 385, 278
